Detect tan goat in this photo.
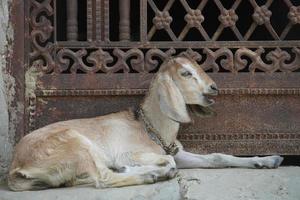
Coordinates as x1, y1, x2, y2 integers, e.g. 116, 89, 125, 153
8, 56, 283, 191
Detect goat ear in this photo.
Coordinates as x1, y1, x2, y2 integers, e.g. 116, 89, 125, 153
157, 75, 191, 123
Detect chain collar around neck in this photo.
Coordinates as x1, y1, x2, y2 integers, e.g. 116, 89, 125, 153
138, 108, 179, 156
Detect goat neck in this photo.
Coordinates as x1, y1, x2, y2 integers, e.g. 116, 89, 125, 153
140, 77, 180, 147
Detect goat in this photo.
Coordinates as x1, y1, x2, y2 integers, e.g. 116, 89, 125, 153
8, 56, 283, 191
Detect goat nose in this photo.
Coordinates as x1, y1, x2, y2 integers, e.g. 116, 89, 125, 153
210, 84, 218, 91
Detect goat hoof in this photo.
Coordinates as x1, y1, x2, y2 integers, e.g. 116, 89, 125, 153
167, 167, 178, 178
267, 156, 284, 169
254, 163, 263, 169
143, 173, 158, 184
257, 155, 284, 169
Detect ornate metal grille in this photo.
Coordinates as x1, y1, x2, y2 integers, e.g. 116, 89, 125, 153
26, 0, 300, 155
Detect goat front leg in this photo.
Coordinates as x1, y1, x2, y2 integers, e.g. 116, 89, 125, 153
174, 150, 283, 169
114, 152, 178, 182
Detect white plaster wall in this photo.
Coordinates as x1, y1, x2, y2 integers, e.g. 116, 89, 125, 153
0, 0, 13, 183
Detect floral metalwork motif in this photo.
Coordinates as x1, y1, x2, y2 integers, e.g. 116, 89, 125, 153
288, 6, 300, 24
219, 9, 238, 27
153, 11, 172, 30
184, 9, 204, 28
252, 6, 272, 25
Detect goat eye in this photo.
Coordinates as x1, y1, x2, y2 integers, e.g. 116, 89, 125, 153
181, 71, 192, 77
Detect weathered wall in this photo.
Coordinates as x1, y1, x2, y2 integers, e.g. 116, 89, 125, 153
0, 0, 14, 183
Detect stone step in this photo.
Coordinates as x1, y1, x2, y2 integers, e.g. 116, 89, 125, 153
0, 167, 299, 200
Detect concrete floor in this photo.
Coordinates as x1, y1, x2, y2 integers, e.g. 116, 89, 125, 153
0, 167, 299, 200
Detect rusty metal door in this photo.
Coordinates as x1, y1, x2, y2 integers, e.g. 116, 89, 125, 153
23, 0, 300, 155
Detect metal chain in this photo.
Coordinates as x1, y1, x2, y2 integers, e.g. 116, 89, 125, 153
138, 108, 179, 155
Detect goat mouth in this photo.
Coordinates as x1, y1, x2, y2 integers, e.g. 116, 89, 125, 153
203, 94, 216, 106
187, 104, 216, 118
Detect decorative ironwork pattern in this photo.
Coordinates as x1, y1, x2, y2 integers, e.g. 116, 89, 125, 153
35, 88, 300, 97
52, 47, 300, 73
148, 0, 300, 41
178, 133, 300, 141
29, 0, 55, 73
28, 0, 300, 74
